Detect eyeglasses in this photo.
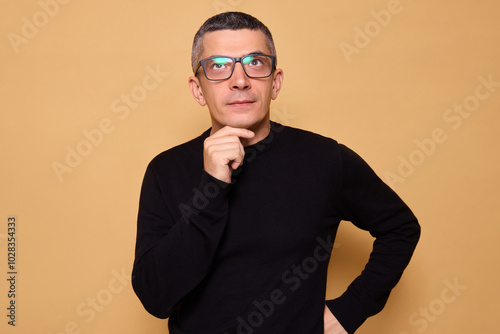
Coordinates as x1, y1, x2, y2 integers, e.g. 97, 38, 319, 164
195, 54, 276, 81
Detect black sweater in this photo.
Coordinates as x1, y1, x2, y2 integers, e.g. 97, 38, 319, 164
132, 122, 420, 333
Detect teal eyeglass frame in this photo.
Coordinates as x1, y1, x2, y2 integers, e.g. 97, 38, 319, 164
194, 54, 276, 81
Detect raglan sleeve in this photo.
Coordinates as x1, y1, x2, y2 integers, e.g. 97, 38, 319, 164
131, 160, 232, 319
326, 144, 421, 333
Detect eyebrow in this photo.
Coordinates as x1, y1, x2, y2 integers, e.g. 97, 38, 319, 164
206, 50, 268, 58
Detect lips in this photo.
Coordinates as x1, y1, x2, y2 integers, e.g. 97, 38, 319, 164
228, 99, 254, 106
226, 99, 255, 110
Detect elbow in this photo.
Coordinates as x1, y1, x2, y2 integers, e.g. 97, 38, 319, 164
131, 269, 175, 319
410, 217, 421, 246
400, 215, 421, 251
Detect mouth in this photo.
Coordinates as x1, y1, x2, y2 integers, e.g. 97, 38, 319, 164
227, 100, 255, 108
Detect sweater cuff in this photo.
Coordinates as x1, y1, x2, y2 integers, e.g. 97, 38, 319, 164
326, 297, 366, 334
194, 170, 232, 212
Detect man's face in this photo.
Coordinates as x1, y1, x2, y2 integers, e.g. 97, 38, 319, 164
189, 29, 283, 132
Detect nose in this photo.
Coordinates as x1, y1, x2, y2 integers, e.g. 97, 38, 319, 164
230, 61, 251, 90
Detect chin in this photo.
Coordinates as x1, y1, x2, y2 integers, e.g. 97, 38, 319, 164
226, 116, 268, 130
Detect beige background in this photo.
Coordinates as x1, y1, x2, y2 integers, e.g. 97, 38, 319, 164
1, 0, 499, 333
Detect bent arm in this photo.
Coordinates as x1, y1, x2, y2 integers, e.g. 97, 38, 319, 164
131, 163, 231, 318
326, 144, 421, 333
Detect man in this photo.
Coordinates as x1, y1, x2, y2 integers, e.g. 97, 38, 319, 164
132, 12, 420, 334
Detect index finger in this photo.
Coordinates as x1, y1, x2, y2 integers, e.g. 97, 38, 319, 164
210, 126, 255, 139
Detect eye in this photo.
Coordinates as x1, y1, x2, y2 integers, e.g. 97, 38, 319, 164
251, 59, 263, 66
210, 58, 231, 69
243, 56, 264, 67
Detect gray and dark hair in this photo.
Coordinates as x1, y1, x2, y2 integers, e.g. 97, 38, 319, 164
191, 12, 277, 73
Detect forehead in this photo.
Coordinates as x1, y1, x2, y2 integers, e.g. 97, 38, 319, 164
200, 29, 270, 58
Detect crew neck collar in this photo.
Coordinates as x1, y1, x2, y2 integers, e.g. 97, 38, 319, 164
243, 121, 284, 159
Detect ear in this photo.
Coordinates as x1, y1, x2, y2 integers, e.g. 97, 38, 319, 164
188, 75, 206, 106
271, 68, 284, 100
